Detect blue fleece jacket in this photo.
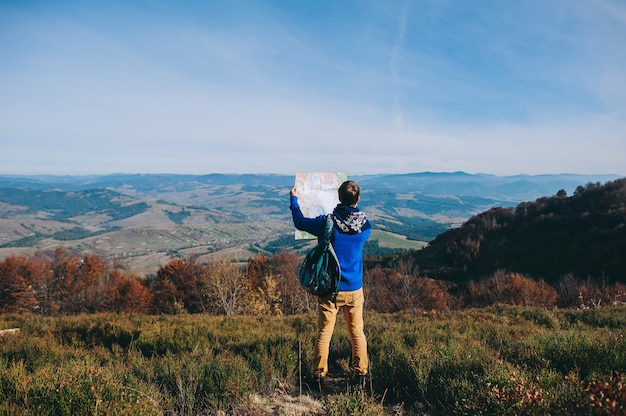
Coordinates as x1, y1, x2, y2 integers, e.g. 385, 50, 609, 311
290, 195, 372, 291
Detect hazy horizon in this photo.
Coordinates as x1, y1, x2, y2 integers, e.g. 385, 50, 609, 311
1, 171, 623, 180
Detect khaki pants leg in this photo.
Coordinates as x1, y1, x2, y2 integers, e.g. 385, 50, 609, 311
342, 288, 368, 376
313, 296, 338, 378
314, 288, 368, 378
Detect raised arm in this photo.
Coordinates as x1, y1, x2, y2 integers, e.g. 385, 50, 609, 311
290, 188, 326, 237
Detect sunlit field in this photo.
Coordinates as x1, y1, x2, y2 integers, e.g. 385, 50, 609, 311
1, 307, 625, 415
370, 230, 428, 250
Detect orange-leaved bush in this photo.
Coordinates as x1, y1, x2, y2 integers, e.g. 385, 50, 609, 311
465, 270, 558, 308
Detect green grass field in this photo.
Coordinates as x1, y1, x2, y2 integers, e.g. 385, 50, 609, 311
370, 229, 428, 250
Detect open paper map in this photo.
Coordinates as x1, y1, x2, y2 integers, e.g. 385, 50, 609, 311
294, 172, 348, 239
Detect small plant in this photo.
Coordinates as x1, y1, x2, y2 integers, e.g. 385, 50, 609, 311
585, 372, 626, 415
485, 371, 551, 415
324, 388, 387, 416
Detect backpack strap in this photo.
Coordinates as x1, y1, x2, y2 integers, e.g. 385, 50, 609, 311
323, 214, 333, 244
324, 214, 340, 304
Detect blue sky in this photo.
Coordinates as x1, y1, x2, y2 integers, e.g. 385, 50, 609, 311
1, 0, 625, 176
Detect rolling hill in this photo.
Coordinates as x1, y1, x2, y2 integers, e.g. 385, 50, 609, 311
0, 172, 620, 275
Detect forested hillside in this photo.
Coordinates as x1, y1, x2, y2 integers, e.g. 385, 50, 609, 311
408, 178, 626, 284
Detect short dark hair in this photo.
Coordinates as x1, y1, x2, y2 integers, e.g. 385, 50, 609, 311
338, 180, 360, 206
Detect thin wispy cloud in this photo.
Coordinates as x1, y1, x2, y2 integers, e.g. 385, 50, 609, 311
0, 0, 624, 176
390, 0, 409, 131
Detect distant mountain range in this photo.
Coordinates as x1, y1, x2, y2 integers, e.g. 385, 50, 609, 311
358, 171, 621, 201
1, 171, 618, 200
0, 172, 621, 275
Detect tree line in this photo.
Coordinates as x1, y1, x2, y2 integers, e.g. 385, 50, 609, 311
1, 247, 624, 316
0, 248, 310, 316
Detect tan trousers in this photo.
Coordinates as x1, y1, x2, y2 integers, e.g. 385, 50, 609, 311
314, 288, 368, 378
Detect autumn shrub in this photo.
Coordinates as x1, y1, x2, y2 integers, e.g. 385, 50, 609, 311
363, 266, 404, 312
608, 283, 626, 307
465, 270, 559, 308
567, 276, 614, 309
30, 367, 99, 415
557, 274, 626, 310
482, 367, 584, 416
579, 281, 626, 309
364, 269, 460, 313
583, 371, 626, 415
5, 250, 626, 317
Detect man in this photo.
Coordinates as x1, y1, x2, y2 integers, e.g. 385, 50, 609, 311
290, 180, 372, 390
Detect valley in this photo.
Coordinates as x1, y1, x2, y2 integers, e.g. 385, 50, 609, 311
0, 172, 619, 276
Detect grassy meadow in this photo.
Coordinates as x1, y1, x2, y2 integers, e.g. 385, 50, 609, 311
1, 307, 625, 415
370, 230, 428, 250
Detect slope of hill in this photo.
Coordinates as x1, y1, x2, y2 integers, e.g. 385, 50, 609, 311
410, 178, 626, 284
0, 172, 621, 275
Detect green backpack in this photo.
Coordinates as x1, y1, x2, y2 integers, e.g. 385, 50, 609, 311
299, 215, 341, 300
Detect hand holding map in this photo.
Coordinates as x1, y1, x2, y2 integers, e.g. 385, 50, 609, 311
294, 172, 347, 239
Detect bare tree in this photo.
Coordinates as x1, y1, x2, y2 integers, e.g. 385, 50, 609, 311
206, 258, 246, 316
